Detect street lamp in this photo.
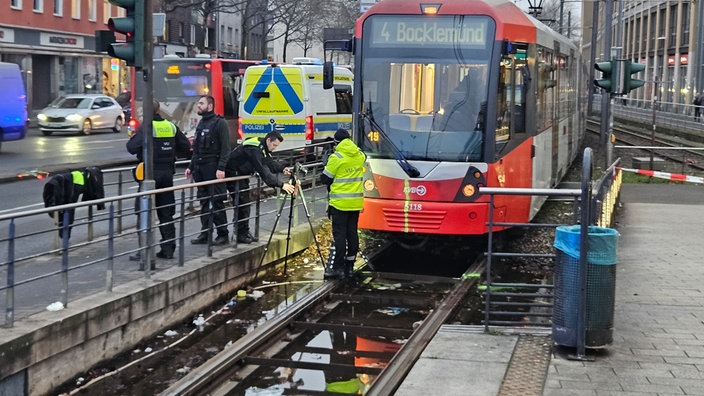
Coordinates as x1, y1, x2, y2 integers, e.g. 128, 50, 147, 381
650, 36, 666, 171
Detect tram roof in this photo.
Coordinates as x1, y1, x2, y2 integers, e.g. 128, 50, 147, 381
356, 0, 540, 44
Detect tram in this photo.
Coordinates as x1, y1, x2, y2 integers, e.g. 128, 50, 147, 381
332, 0, 584, 238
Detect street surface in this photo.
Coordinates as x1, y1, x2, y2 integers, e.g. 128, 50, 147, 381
0, 125, 135, 184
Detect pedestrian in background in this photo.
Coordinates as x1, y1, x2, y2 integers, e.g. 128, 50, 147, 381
184, 95, 230, 245
694, 93, 703, 122
320, 129, 365, 279
126, 100, 190, 264
225, 131, 296, 243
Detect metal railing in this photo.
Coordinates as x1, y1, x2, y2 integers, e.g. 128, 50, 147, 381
0, 155, 329, 327
591, 95, 704, 140
480, 148, 623, 358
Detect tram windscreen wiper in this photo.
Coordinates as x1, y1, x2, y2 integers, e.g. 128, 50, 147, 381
362, 103, 420, 178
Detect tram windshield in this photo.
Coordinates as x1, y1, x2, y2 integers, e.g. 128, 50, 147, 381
359, 15, 495, 162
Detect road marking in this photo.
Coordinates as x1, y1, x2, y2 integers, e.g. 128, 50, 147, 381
0, 202, 44, 215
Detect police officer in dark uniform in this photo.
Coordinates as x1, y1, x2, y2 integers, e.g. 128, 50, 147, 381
185, 95, 230, 245
225, 131, 295, 243
126, 100, 190, 260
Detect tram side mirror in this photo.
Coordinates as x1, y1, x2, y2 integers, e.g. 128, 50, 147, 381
323, 61, 334, 90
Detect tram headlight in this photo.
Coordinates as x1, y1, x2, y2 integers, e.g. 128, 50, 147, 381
364, 179, 375, 192
462, 184, 477, 197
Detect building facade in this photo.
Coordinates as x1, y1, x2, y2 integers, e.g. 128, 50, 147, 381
0, 0, 128, 111
1, 0, 268, 112
583, 0, 704, 109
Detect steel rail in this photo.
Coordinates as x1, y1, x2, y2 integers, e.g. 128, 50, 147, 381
365, 260, 485, 396
158, 280, 338, 396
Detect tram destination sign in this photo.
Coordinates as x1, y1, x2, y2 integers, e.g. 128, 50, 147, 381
368, 16, 490, 48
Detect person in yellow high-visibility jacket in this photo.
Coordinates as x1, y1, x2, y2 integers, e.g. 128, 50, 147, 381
320, 129, 365, 279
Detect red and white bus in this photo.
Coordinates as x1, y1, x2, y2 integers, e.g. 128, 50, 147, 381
131, 56, 258, 148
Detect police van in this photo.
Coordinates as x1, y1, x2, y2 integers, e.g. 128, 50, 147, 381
0, 62, 27, 152
237, 58, 353, 151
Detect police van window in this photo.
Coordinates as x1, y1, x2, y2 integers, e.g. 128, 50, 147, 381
335, 87, 352, 114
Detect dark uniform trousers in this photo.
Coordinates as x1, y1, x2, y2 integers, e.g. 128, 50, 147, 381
228, 177, 253, 236
192, 160, 228, 237
154, 168, 177, 254
329, 206, 360, 267
133, 168, 178, 254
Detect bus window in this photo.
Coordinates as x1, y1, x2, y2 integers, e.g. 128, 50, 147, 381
222, 73, 239, 119
159, 74, 209, 99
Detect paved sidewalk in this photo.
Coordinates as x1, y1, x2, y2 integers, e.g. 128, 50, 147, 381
395, 184, 704, 396
544, 184, 704, 395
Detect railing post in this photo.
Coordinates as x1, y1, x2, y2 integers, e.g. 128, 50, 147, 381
117, 171, 124, 233
575, 147, 593, 359
484, 194, 495, 333
179, 189, 186, 267
53, 211, 59, 251
5, 220, 15, 327
232, 178, 240, 248
207, 184, 214, 257
255, 177, 262, 241
61, 210, 70, 308
106, 204, 115, 292
87, 205, 94, 241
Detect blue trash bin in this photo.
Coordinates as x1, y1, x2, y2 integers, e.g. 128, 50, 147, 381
553, 225, 619, 348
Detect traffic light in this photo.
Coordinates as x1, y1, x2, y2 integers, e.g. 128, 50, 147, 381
594, 60, 617, 93
623, 60, 646, 94
107, 0, 144, 68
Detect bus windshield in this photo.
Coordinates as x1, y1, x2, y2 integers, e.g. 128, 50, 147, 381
154, 62, 212, 100
359, 15, 495, 162
133, 61, 213, 101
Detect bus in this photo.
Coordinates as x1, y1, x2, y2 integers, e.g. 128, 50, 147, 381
131, 56, 259, 149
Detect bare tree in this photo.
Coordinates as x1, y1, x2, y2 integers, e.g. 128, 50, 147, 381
522, 0, 580, 39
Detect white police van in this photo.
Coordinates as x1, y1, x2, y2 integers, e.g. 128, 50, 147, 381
237, 58, 353, 151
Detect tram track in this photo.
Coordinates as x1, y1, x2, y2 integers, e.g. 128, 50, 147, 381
586, 119, 704, 172
160, 261, 484, 395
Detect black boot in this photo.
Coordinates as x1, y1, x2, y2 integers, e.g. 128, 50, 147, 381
323, 246, 344, 280
324, 265, 344, 280
344, 258, 356, 278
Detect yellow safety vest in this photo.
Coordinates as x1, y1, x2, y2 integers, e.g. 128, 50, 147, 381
324, 140, 364, 211
71, 170, 85, 186
152, 119, 176, 138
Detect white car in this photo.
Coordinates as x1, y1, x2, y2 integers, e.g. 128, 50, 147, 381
37, 94, 125, 136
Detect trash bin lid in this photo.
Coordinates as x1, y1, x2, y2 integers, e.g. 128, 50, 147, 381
554, 225, 620, 264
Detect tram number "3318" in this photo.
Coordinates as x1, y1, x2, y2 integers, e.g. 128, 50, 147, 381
404, 203, 423, 211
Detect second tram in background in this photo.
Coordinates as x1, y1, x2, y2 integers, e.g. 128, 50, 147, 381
335, 0, 585, 240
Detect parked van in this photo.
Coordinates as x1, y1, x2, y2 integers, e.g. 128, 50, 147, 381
0, 62, 28, 151
237, 58, 353, 151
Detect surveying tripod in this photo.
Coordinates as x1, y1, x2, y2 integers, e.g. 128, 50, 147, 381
251, 162, 326, 283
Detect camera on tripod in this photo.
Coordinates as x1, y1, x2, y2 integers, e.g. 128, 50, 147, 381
293, 162, 307, 175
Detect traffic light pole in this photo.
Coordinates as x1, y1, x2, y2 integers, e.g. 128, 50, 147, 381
650, 76, 659, 171
139, 0, 155, 274
599, 0, 614, 151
